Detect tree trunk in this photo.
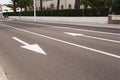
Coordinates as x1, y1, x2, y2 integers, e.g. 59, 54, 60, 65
25, 6, 27, 11
13, 0, 16, 13
40, 0, 42, 10
21, 7, 22, 12
57, 0, 60, 10
74, 0, 80, 10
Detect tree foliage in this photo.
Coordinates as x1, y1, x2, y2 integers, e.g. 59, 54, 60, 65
111, 0, 120, 14
17, 0, 33, 11
86, 0, 112, 9
11, 0, 18, 12
74, 0, 113, 15
11, 0, 114, 15
74, 0, 112, 10
11, 0, 33, 12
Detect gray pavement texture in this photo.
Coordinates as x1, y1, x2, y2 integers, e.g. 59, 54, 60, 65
33, 20, 120, 29
10, 20, 120, 34
8, 17, 120, 29
0, 19, 120, 80
0, 67, 8, 80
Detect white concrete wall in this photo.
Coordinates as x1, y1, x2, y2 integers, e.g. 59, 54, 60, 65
9, 16, 108, 24
112, 15, 120, 20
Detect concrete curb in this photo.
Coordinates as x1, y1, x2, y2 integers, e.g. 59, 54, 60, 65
0, 67, 8, 80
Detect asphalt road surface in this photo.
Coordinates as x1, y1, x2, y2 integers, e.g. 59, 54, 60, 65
0, 20, 120, 80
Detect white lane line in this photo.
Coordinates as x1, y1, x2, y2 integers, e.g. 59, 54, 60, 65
5, 24, 120, 59
64, 32, 120, 44
10, 21, 120, 36
13, 37, 47, 55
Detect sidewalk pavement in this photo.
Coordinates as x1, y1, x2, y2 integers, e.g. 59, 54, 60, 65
9, 18, 120, 29
34, 20, 120, 29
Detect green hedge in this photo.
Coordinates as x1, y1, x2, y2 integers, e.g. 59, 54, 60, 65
5, 8, 109, 16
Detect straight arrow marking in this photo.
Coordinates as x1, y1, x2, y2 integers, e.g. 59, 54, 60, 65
64, 32, 120, 44
12, 37, 47, 55
5, 25, 120, 59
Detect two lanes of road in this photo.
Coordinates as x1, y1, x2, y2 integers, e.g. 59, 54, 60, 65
5, 21, 120, 56
0, 20, 120, 80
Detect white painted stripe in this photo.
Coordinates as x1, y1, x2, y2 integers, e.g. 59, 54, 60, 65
83, 35, 120, 43
64, 32, 120, 43
5, 24, 120, 59
13, 37, 29, 45
10, 21, 120, 36
49, 25, 120, 36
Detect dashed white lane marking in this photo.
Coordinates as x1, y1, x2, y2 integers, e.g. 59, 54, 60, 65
64, 32, 120, 43
10, 21, 120, 36
4, 24, 120, 59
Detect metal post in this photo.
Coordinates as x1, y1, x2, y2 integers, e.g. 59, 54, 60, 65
33, 0, 36, 21
19, 10, 21, 20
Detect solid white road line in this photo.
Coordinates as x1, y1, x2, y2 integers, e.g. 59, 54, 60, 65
64, 32, 120, 44
10, 21, 120, 36
13, 37, 47, 55
5, 24, 120, 59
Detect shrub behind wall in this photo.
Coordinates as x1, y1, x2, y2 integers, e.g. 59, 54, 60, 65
4, 8, 109, 16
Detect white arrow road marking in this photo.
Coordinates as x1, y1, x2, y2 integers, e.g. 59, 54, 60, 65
64, 32, 120, 44
12, 37, 47, 55
4, 25, 120, 59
